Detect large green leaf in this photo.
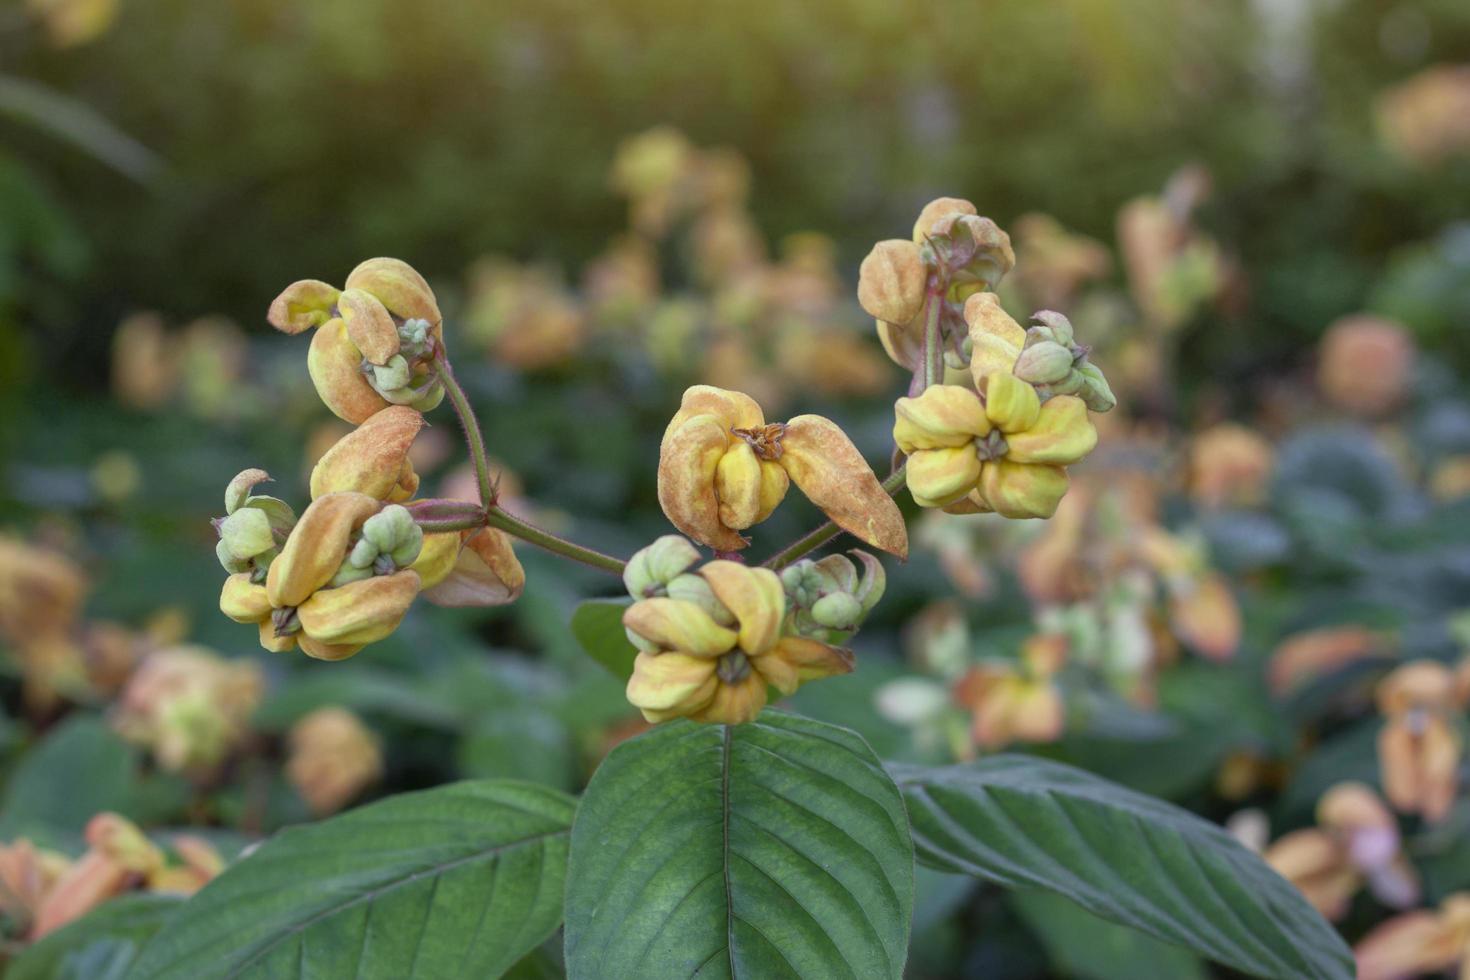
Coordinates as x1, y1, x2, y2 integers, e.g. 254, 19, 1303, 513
7, 893, 182, 980
564, 711, 913, 979
126, 781, 576, 979
0, 716, 140, 841
891, 757, 1353, 980
568, 598, 637, 680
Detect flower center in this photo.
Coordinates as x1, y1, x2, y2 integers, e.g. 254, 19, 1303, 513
731, 423, 788, 461
716, 650, 752, 684
974, 430, 1009, 461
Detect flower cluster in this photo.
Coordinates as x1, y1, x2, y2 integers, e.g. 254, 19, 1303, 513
620, 537, 877, 725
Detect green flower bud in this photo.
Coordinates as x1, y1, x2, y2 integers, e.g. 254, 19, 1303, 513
848, 549, 886, 614
389, 522, 424, 567
811, 555, 858, 593
666, 572, 736, 626
371, 355, 412, 393
220, 508, 274, 561
348, 537, 379, 569
626, 626, 660, 654
225, 469, 272, 515
1014, 341, 1075, 385
623, 535, 702, 598
398, 318, 433, 358
362, 504, 416, 554
216, 539, 251, 574
1076, 362, 1117, 413
1031, 310, 1074, 347
811, 592, 863, 630
408, 381, 445, 412
243, 495, 297, 535
328, 562, 376, 588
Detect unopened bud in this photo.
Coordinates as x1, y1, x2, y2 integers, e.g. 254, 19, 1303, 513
362, 505, 416, 555
623, 535, 702, 598
1014, 342, 1075, 385
811, 592, 863, 630
219, 508, 274, 561
1030, 311, 1075, 347
370, 355, 411, 393
1075, 362, 1117, 413
666, 572, 736, 627
225, 469, 272, 515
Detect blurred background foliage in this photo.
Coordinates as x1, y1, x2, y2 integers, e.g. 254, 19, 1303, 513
4, 0, 1470, 976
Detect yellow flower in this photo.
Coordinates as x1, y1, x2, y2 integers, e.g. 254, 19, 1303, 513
658, 385, 907, 557
624, 560, 853, 725
268, 258, 446, 423
1356, 893, 1470, 980
952, 634, 1067, 751
309, 406, 423, 502
286, 707, 383, 816
112, 647, 262, 774
1376, 661, 1463, 823
220, 493, 422, 660
894, 373, 1097, 518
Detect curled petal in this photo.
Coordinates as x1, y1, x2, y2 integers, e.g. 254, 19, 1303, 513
689, 671, 768, 725
624, 597, 737, 657
1355, 910, 1463, 980
700, 561, 785, 656
876, 317, 923, 371
912, 197, 977, 241
338, 288, 400, 366
984, 372, 1042, 433
224, 468, 272, 515
220, 574, 270, 624
410, 531, 463, 591
297, 635, 363, 662
421, 529, 525, 607
256, 620, 296, 654
857, 240, 926, 325
308, 319, 390, 424
626, 651, 719, 721
906, 447, 982, 508
268, 279, 340, 334
779, 415, 908, 559
297, 570, 421, 646
658, 414, 747, 552
266, 492, 380, 608
310, 407, 424, 501
965, 293, 1026, 386
1004, 395, 1097, 465
893, 385, 990, 452
345, 258, 442, 327
715, 441, 767, 530
664, 385, 765, 438
978, 461, 1070, 519
767, 637, 854, 692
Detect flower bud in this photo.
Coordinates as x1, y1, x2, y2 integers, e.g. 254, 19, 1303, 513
1074, 362, 1117, 413
811, 592, 863, 630
623, 535, 703, 599
857, 240, 927, 325
225, 468, 272, 515
666, 572, 736, 627
218, 508, 274, 562
1013, 341, 1075, 385
287, 707, 384, 816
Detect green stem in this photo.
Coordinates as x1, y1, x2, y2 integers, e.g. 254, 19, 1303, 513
921, 288, 944, 390
433, 351, 495, 508
484, 507, 626, 575
761, 466, 908, 570
433, 350, 625, 576
414, 515, 488, 534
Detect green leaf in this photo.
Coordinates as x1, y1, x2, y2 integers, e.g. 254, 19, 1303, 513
891, 757, 1353, 980
569, 598, 637, 680
0, 716, 140, 841
564, 710, 913, 979
459, 705, 576, 791
126, 780, 577, 980
7, 893, 183, 980
1010, 889, 1207, 980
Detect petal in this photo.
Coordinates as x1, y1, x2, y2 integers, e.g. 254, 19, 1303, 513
297, 634, 363, 662
626, 651, 719, 717
715, 441, 767, 530
700, 561, 785, 656
906, 447, 982, 508
219, 574, 271, 624
421, 528, 525, 607
876, 317, 922, 371
344, 258, 442, 327
766, 637, 854, 691
309, 406, 424, 501
755, 460, 790, 525
410, 531, 464, 591
266, 492, 381, 608
338, 288, 400, 366
984, 372, 1041, 433
256, 619, 297, 653
688, 672, 768, 725
893, 385, 990, 452
779, 415, 908, 559
663, 385, 765, 438
623, 597, 738, 657
308, 319, 390, 424
1004, 395, 1098, 464
964, 292, 1025, 386
267, 279, 340, 334
977, 461, 1070, 519
298, 570, 421, 646
657, 414, 748, 552
912, 197, 977, 241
